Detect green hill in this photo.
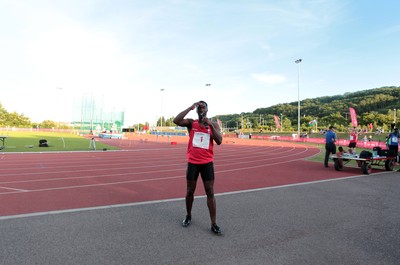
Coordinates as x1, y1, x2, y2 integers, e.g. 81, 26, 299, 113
216, 86, 400, 132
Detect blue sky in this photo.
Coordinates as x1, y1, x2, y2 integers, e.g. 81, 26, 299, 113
0, 0, 399, 125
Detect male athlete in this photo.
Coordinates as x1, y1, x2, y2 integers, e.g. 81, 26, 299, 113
348, 127, 358, 149
173, 101, 223, 235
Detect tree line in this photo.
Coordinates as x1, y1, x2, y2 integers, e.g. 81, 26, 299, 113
214, 86, 400, 133
2, 86, 399, 132
0, 103, 66, 129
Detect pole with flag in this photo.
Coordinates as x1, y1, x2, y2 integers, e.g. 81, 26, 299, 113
308, 119, 317, 131
349, 107, 358, 127
217, 118, 223, 132
274, 115, 281, 130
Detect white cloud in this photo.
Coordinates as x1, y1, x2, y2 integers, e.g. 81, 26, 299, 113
1, 0, 399, 126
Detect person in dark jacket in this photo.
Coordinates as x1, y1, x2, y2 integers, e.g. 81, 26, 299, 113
324, 125, 337, 167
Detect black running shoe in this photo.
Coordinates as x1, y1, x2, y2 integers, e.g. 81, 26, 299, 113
182, 216, 191, 227
211, 224, 223, 235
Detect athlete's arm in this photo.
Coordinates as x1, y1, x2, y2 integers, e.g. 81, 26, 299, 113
202, 118, 222, 145
173, 102, 198, 127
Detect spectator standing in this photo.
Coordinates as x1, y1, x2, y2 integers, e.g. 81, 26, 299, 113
324, 125, 337, 168
387, 127, 399, 162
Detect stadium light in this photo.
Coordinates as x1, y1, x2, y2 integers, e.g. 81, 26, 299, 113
295, 59, 302, 137
205, 84, 211, 102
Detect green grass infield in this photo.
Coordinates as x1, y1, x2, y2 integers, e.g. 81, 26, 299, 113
0, 131, 119, 152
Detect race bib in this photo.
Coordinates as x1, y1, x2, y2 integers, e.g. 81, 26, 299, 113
391, 135, 398, 143
192, 132, 210, 149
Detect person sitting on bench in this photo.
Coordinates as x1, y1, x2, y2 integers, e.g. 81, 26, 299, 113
335, 146, 348, 168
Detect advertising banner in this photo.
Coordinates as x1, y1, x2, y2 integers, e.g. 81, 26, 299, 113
349, 107, 358, 127
274, 115, 281, 128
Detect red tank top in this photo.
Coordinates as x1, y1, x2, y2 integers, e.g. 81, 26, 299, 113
187, 120, 214, 164
350, 132, 357, 143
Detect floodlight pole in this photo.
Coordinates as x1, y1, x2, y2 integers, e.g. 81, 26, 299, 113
295, 59, 302, 138
56, 87, 62, 130
280, 113, 283, 132
160, 89, 164, 132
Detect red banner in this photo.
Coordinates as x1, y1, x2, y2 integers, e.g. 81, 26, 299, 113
274, 115, 281, 128
349, 107, 358, 127
217, 118, 222, 130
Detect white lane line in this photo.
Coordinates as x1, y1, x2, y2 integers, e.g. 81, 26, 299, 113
0, 171, 389, 221
0, 153, 314, 187
0, 147, 316, 184
0, 175, 185, 194
0, 186, 28, 192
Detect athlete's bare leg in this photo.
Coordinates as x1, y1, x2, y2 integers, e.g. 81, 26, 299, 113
185, 180, 197, 217
203, 180, 216, 224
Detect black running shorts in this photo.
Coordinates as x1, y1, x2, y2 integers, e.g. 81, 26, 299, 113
186, 162, 215, 181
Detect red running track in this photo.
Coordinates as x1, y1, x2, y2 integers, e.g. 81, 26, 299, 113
0, 140, 364, 217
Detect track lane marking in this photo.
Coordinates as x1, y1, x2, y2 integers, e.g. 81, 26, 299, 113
0, 155, 327, 193
0, 171, 390, 221
0, 186, 28, 192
